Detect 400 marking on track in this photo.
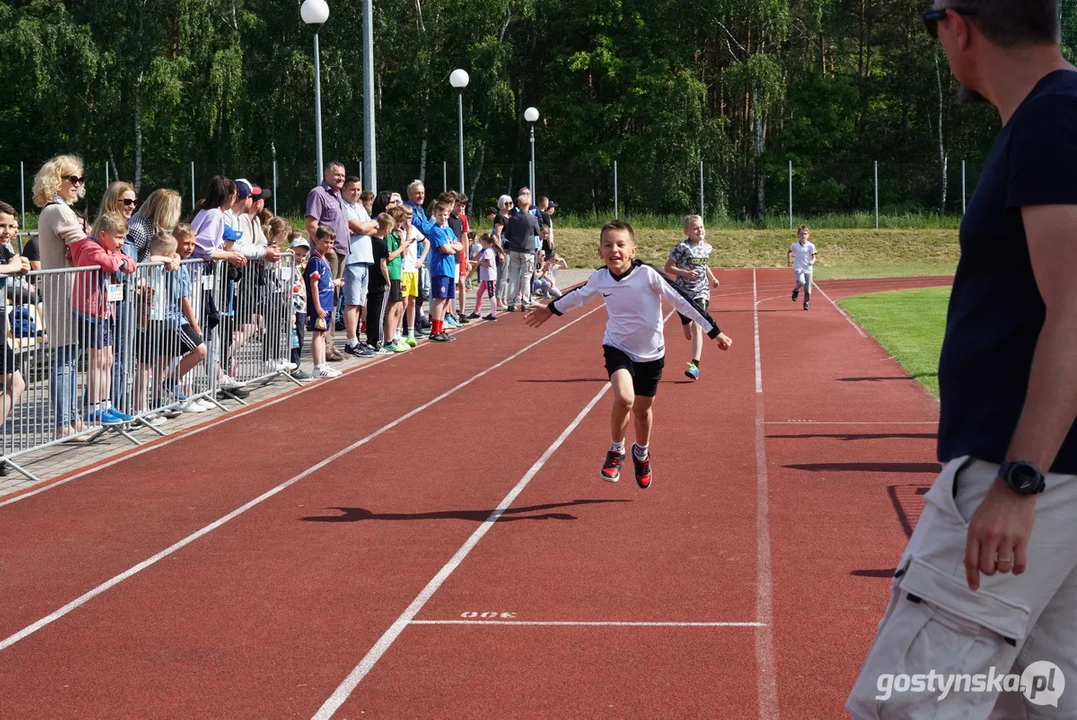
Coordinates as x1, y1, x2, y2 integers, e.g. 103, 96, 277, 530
460, 611, 517, 619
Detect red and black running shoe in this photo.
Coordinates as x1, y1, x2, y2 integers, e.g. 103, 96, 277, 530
631, 444, 652, 489
600, 450, 625, 482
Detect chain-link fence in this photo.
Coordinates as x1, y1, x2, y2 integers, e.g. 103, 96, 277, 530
0, 154, 981, 229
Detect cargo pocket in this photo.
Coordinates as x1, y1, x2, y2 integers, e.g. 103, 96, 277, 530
872, 556, 1030, 716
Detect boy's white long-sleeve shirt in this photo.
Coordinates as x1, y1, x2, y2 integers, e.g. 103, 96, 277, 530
548, 261, 721, 362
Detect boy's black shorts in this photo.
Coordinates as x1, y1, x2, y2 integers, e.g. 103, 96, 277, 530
603, 345, 664, 398
678, 297, 709, 326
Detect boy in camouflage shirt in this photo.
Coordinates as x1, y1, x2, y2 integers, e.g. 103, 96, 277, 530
664, 214, 720, 380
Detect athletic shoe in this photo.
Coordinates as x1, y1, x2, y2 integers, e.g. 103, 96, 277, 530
180, 401, 207, 414
194, 399, 216, 412
86, 409, 121, 425
344, 343, 369, 358
217, 387, 250, 400
803, 302, 810, 311
483, 314, 498, 321
445, 316, 460, 328
631, 444, 653, 489
105, 408, 134, 423
457, 315, 471, 324
265, 360, 298, 373
507, 305, 516, 312
467, 312, 481, 319
601, 450, 625, 482
404, 336, 417, 347
385, 341, 407, 354
313, 366, 342, 378
685, 362, 700, 380
792, 289, 799, 302
430, 332, 451, 342
291, 370, 315, 382
218, 375, 246, 390
374, 345, 393, 355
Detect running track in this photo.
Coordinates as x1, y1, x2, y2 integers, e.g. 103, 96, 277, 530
0, 269, 950, 719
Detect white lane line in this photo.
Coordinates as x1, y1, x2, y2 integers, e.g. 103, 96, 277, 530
753, 269, 763, 394
752, 268, 781, 720
813, 282, 867, 338
312, 380, 613, 720
0, 318, 491, 509
0, 307, 602, 654
765, 421, 936, 426
409, 620, 765, 627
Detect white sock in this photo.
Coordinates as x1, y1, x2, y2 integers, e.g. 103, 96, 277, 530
346, 338, 358, 349
610, 440, 625, 454
633, 443, 649, 459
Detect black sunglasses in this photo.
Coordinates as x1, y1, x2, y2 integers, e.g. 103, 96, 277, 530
922, 7, 977, 38
120, 198, 138, 207
63, 175, 85, 185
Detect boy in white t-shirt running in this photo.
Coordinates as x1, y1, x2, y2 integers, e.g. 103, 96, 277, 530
787, 224, 817, 311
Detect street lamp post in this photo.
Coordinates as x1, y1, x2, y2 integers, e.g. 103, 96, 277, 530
301, 0, 330, 183
524, 106, 539, 199
450, 69, 469, 192
362, 0, 376, 193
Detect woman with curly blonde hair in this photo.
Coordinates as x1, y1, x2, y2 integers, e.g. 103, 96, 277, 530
33, 154, 90, 440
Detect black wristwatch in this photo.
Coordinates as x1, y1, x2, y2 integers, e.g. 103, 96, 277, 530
999, 461, 1046, 496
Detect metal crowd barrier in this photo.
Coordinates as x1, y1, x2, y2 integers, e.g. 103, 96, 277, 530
0, 253, 299, 482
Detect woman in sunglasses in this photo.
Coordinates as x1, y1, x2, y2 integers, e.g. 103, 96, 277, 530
31, 154, 89, 441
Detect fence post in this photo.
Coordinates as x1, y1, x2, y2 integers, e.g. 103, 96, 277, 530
962, 160, 967, 215
272, 158, 279, 217
19, 161, 25, 230
190, 161, 196, 212
874, 161, 880, 229
105, 160, 110, 189
699, 160, 705, 218
442, 161, 447, 193
613, 160, 619, 219
787, 160, 793, 229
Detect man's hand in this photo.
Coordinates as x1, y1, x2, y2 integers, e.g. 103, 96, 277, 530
714, 332, 733, 350
264, 245, 282, 262
317, 306, 328, 320
228, 252, 248, 268
16, 256, 31, 274
525, 304, 554, 328
964, 479, 1037, 590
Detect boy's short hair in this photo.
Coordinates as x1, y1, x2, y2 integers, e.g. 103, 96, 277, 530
683, 214, 703, 227
798, 224, 810, 233
439, 190, 458, 203
376, 213, 396, 231
0, 201, 15, 217
433, 200, 453, 214
315, 224, 336, 242
600, 219, 635, 244
344, 175, 360, 187
359, 190, 374, 203
94, 211, 129, 237
455, 193, 469, 204
173, 222, 195, 240
151, 231, 178, 256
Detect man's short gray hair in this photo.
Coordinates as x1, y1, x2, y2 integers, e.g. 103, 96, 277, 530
407, 180, 425, 196
324, 160, 345, 175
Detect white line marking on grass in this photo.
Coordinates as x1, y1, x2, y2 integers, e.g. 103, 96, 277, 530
813, 282, 867, 338
0, 307, 602, 654
753, 268, 781, 720
410, 620, 765, 627
0, 318, 491, 509
312, 380, 613, 720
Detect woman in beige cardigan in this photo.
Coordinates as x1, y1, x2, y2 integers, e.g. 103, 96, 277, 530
33, 154, 89, 440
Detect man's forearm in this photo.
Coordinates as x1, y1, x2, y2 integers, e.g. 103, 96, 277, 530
1005, 316, 1077, 471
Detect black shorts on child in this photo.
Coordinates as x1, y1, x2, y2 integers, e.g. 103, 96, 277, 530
603, 345, 664, 398
678, 297, 709, 326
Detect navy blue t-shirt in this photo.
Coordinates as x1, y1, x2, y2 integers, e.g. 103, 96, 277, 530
937, 69, 1077, 473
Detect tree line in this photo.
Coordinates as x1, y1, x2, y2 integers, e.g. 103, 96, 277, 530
1, 0, 1074, 224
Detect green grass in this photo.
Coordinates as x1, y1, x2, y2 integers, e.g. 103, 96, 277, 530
554, 227, 959, 277
838, 286, 951, 397
556, 211, 963, 230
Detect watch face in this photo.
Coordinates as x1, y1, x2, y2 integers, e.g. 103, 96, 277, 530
1011, 464, 1039, 491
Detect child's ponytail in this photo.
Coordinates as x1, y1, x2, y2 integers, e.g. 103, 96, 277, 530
486, 233, 505, 263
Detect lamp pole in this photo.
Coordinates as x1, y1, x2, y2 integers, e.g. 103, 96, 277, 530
301, 0, 330, 183
362, 0, 377, 192
524, 106, 539, 199
450, 69, 469, 192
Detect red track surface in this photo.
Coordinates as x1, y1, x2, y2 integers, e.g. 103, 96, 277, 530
0, 269, 945, 719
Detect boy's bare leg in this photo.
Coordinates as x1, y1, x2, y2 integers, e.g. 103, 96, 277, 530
609, 369, 635, 446
1, 371, 25, 423
632, 395, 655, 449
311, 331, 327, 366
691, 323, 704, 364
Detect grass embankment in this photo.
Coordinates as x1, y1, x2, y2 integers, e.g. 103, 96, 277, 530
554, 227, 959, 278
838, 286, 951, 397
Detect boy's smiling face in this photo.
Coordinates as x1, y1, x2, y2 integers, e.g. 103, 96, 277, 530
599, 228, 636, 274
685, 218, 705, 243
434, 206, 451, 226
176, 233, 196, 259
0, 212, 17, 245
97, 229, 125, 251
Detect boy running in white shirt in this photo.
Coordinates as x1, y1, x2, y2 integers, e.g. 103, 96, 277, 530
664, 214, 720, 380
526, 220, 732, 488
787, 224, 817, 311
